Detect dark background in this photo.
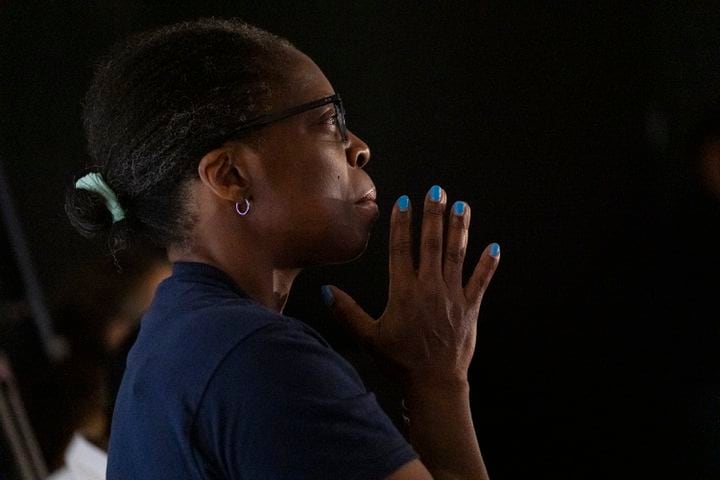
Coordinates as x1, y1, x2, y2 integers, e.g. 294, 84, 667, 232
3, 1, 720, 479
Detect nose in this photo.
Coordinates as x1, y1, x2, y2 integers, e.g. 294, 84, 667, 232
346, 130, 370, 169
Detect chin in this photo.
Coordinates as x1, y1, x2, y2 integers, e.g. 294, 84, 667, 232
317, 233, 371, 266
339, 213, 378, 261
301, 223, 373, 266
339, 236, 371, 263
293, 205, 378, 267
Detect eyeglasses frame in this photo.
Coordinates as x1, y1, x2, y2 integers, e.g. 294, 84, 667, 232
225, 94, 348, 144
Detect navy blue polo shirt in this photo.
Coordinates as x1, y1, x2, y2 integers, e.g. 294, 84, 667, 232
106, 261, 417, 479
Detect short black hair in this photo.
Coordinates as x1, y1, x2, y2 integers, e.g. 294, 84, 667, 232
65, 17, 295, 254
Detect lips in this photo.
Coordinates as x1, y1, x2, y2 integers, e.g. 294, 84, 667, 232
356, 187, 377, 203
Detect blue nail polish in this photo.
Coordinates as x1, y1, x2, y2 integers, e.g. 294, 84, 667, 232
453, 201, 465, 216
430, 185, 442, 202
397, 195, 409, 212
320, 285, 335, 306
489, 243, 500, 257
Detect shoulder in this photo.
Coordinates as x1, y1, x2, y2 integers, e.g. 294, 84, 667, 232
194, 319, 419, 480
204, 318, 363, 402
122, 290, 294, 415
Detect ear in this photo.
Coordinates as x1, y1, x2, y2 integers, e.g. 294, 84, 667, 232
197, 145, 255, 202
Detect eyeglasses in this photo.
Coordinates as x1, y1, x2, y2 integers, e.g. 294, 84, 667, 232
226, 94, 348, 144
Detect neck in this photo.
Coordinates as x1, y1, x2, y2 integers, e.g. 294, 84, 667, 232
167, 244, 300, 313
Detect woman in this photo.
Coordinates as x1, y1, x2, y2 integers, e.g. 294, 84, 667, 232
65, 17, 500, 480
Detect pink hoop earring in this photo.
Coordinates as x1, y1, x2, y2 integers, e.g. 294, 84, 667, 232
235, 199, 250, 216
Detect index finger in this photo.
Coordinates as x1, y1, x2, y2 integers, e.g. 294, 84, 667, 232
388, 195, 414, 285
418, 185, 446, 279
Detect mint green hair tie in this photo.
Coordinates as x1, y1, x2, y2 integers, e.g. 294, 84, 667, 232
75, 172, 126, 223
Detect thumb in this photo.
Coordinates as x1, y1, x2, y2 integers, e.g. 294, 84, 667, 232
321, 285, 377, 347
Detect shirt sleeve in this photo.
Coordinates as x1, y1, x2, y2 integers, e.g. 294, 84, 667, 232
193, 320, 418, 480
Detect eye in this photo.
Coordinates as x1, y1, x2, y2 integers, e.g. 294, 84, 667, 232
319, 108, 339, 126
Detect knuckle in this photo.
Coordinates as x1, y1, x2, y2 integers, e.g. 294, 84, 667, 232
394, 210, 411, 223
390, 239, 413, 255
452, 217, 469, 231
418, 278, 444, 297
422, 237, 442, 253
423, 204, 445, 217
445, 248, 466, 265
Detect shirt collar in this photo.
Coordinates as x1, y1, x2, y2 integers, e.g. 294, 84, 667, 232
170, 261, 250, 299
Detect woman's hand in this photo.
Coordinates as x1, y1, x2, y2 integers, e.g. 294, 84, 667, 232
323, 185, 500, 389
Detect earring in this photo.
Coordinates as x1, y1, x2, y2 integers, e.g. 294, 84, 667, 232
235, 199, 250, 216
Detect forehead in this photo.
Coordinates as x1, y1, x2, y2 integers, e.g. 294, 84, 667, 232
273, 49, 335, 109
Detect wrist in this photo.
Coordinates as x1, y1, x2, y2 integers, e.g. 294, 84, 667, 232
403, 372, 469, 395
402, 376, 470, 411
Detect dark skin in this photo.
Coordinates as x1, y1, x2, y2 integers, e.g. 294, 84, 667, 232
168, 47, 500, 480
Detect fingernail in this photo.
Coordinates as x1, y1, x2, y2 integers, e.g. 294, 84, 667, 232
429, 185, 442, 202
453, 201, 465, 216
320, 285, 335, 306
397, 195, 409, 212
489, 243, 501, 257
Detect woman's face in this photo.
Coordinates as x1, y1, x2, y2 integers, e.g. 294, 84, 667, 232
244, 49, 379, 268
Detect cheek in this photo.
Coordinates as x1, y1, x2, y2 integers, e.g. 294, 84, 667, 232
278, 161, 347, 204
250, 148, 358, 257
252, 168, 345, 235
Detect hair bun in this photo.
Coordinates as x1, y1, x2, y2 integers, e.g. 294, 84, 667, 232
65, 175, 130, 253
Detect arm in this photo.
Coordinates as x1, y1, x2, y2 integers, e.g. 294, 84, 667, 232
325, 186, 499, 480
380, 381, 487, 480
402, 380, 488, 479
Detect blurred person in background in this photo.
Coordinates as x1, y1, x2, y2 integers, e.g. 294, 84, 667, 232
41, 243, 171, 479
